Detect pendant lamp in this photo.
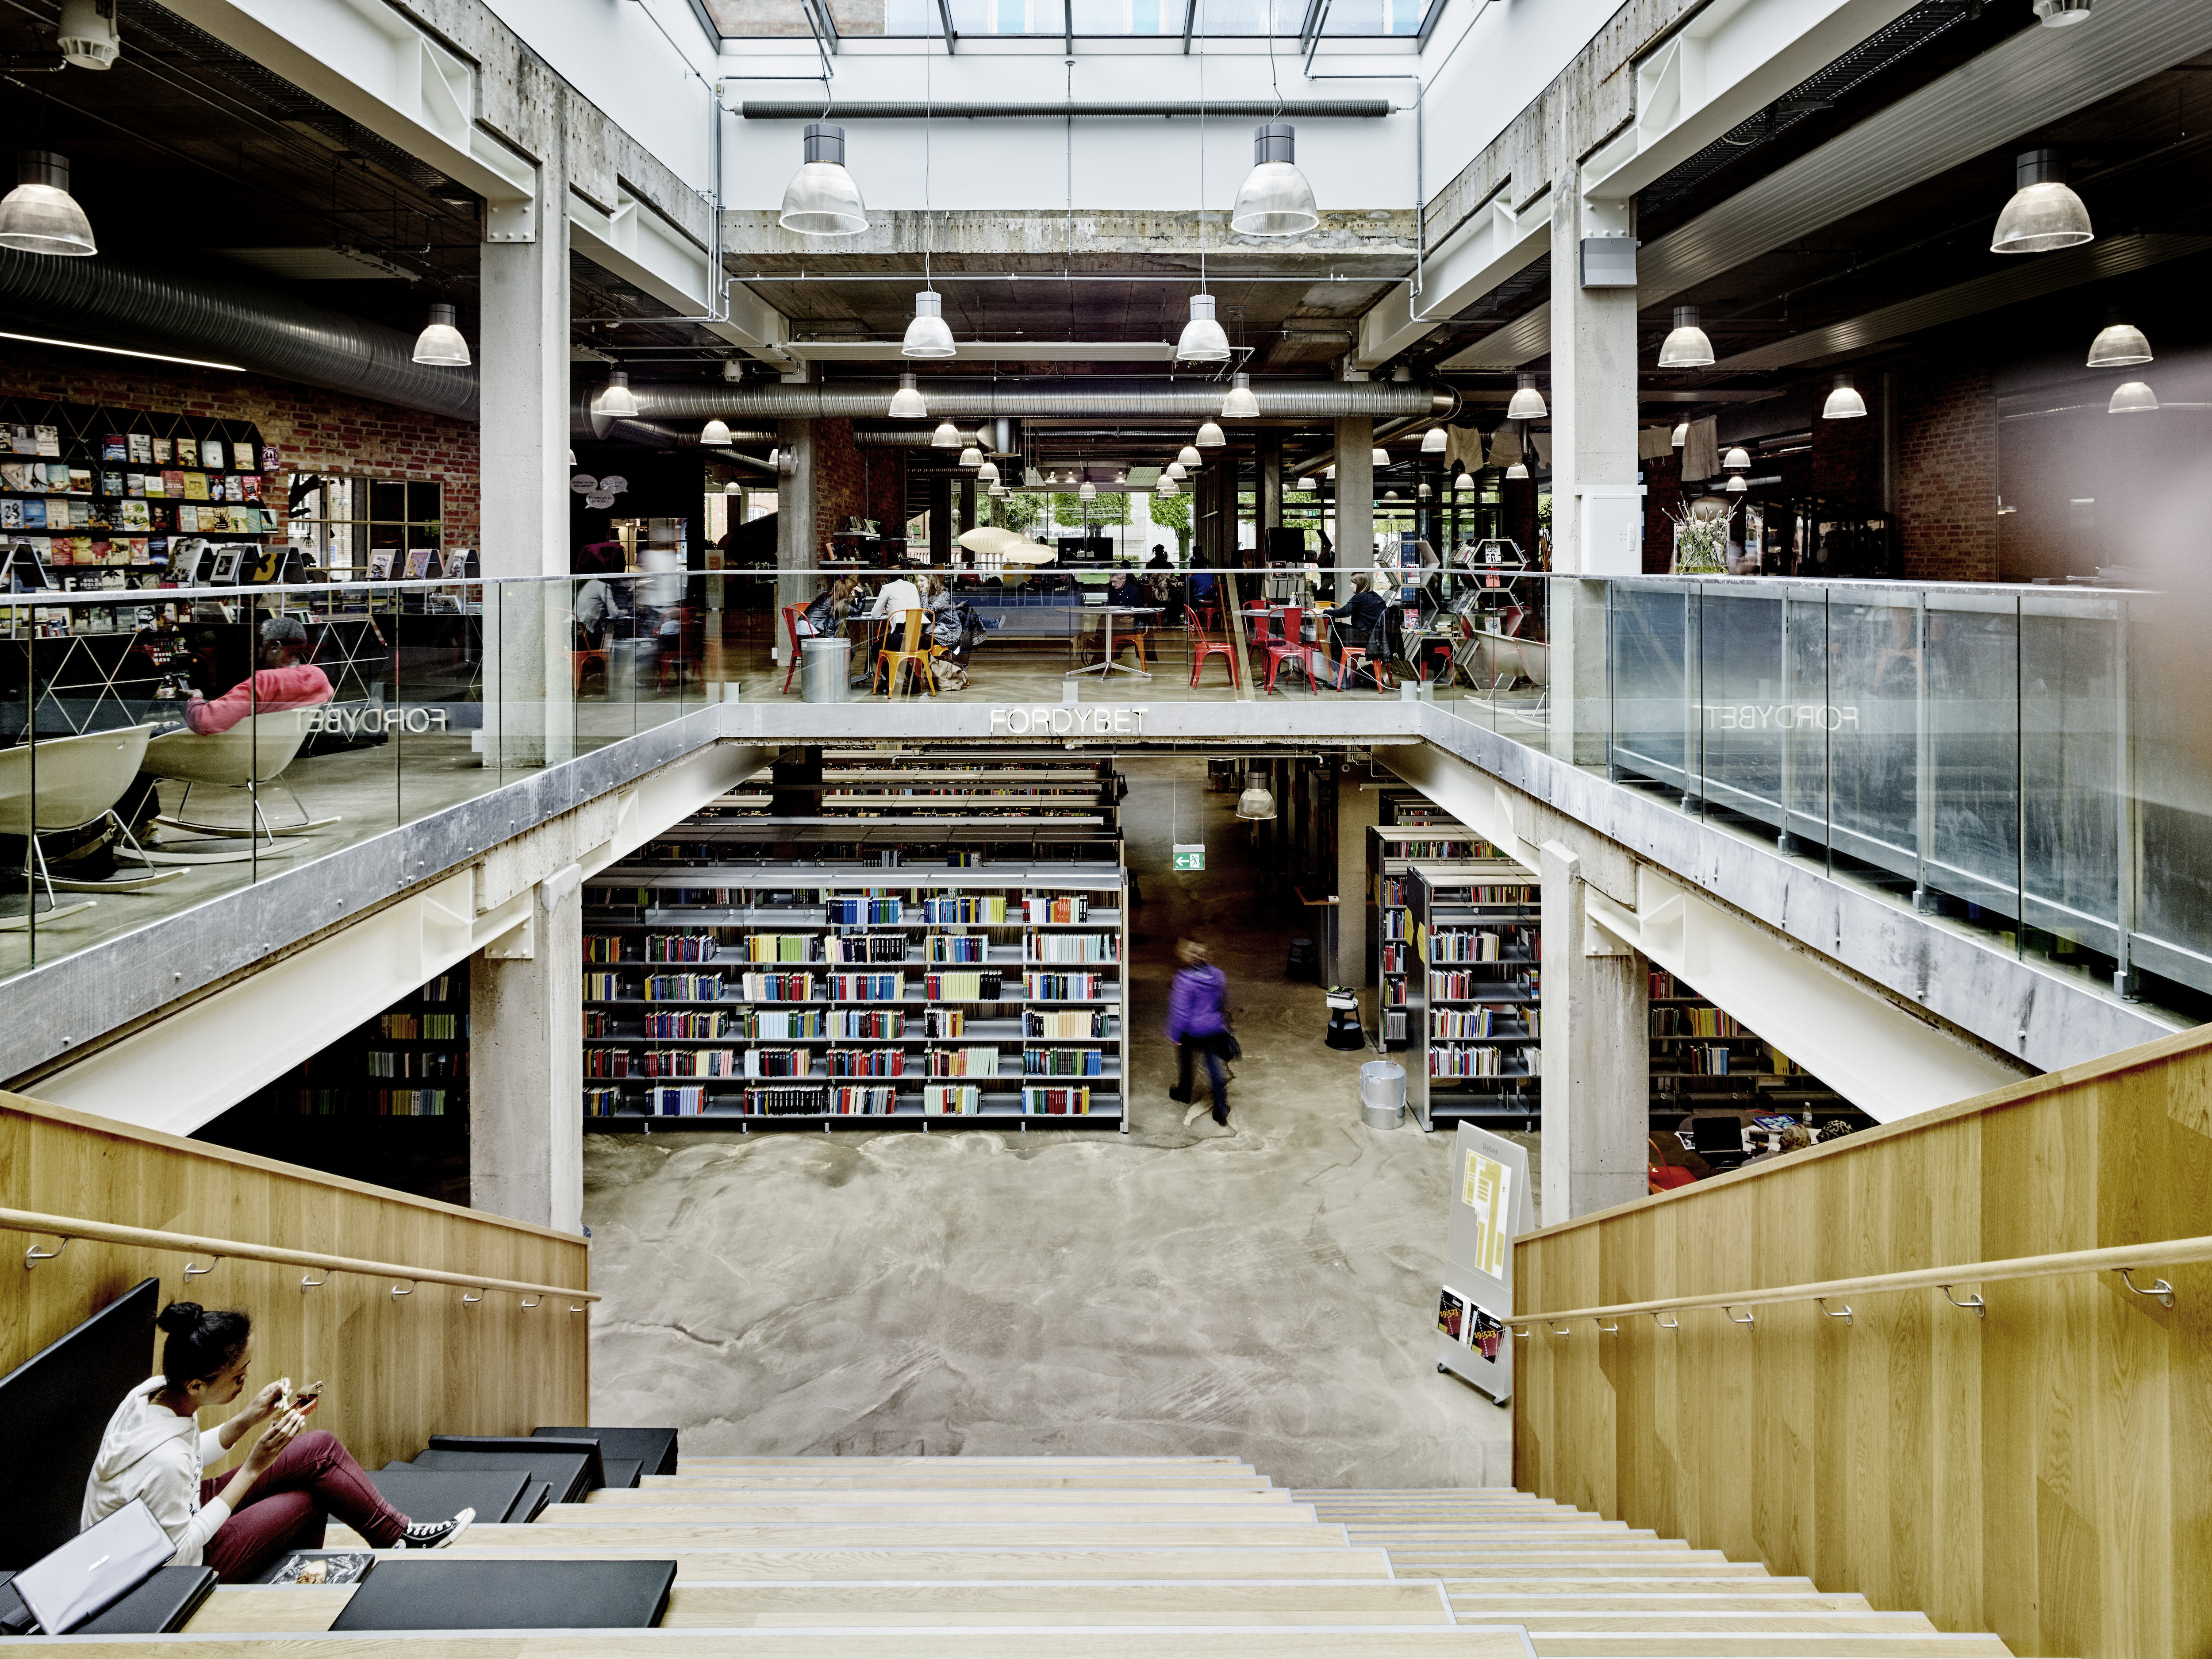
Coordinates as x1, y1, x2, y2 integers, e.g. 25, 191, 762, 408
2088, 317, 2152, 369
1176, 294, 1231, 362
988, 481, 1009, 497
2032, 0, 2094, 24
1196, 420, 1225, 449
932, 421, 963, 449
1821, 375, 1867, 420
1725, 473, 1748, 493
902, 289, 956, 357
1992, 149, 2093, 254
1235, 770, 1279, 820
2108, 381, 2159, 415
1421, 425, 1447, 453
1383, 490, 1401, 502
1371, 447, 1390, 468
977, 459, 1000, 484
1229, 125, 1319, 238
1165, 460, 1188, 480
1453, 468, 1476, 491
1671, 421, 1688, 447
0, 151, 96, 256
958, 445, 983, 469
778, 122, 868, 236
1504, 461, 1529, 481
57, 0, 121, 68
1417, 482, 1432, 500
723, 357, 745, 381
1115, 470, 1127, 485
1659, 305, 1715, 368
1505, 373, 1547, 421
595, 371, 639, 418
888, 373, 928, 419
411, 301, 470, 366
724, 478, 742, 494
1177, 444, 1202, 467
567, 448, 576, 466
1156, 475, 1180, 496
1221, 372, 1260, 420
1079, 479, 1097, 500
700, 418, 733, 446
1722, 445, 1751, 472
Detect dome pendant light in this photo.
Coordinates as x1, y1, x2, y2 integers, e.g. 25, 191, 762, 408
932, 420, 963, 449
1176, 444, 1202, 468
958, 444, 983, 468
1221, 372, 1260, 420
0, 150, 96, 256
1659, 305, 1715, 368
888, 372, 928, 419
411, 301, 470, 366
1156, 475, 1180, 497
902, 289, 956, 357
1079, 479, 1097, 501
1165, 460, 1188, 481
1821, 375, 1867, 420
1421, 424, 1448, 454
1671, 421, 1689, 447
1725, 473, 1748, 494
977, 458, 1000, 484
700, 418, 733, 447
1504, 460, 1529, 481
778, 122, 868, 237
723, 477, 742, 495
57, 0, 121, 69
1722, 445, 1751, 472
2108, 381, 2159, 415
1453, 468, 1476, 492
1992, 149, 2093, 254
1506, 373, 1547, 421
1236, 770, 1279, 821
1176, 294, 1232, 362
1371, 447, 1390, 468
1196, 420, 1226, 449
595, 370, 639, 419
2088, 316, 2153, 369
1229, 124, 1319, 237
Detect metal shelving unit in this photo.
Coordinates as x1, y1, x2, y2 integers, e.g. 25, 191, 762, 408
1406, 860, 1542, 1132
1366, 826, 1497, 1052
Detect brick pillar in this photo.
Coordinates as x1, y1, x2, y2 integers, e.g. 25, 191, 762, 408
1896, 356, 1997, 582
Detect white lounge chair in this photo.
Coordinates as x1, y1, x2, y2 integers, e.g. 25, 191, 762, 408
0, 724, 180, 931
142, 708, 339, 862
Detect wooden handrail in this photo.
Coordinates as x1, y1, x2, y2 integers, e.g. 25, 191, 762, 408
0, 1208, 599, 1305
1509, 1234, 2212, 1328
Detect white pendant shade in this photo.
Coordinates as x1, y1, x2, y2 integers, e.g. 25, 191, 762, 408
1155, 476, 1179, 496
0, 151, 96, 256
1235, 772, 1278, 820
932, 421, 963, 448
2108, 380, 2159, 415
1176, 445, 1202, 467
888, 373, 928, 419
977, 459, 1000, 483
1671, 421, 1689, 447
1195, 420, 1225, 449
902, 289, 956, 357
1504, 462, 1528, 481
778, 123, 868, 236
1725, 473, 1748, 493
1453, 469, 1476, 491
1417, 483, 1431, 499
411, 301, 470, 366
988, 481, 1009, 496
1506, 373, 1547, 421
1175, 293, 1231, 362
2088, 321, 2152, 368
1992, 149, 2092, 254
1221, 372, 1260, 420
700, 418, 733, 446
1722, 446, 1751, 471
958, 446, 983, 468
1079, 480, 1096, 500
1421, 425, 1447, 453
595, 371, 639, 418
1371, 447, 1390, 467
1659, 305, 1715, 368
1229, 124, 1319, 238
1164, 461, 1187, 480
1821, 376, 1867, 420
724, 478, 742, 494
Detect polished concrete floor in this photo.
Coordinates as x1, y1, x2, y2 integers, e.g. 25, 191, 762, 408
582, 758, 1518, 1488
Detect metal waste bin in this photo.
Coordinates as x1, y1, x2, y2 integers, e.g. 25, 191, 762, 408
1359, 1061, 1406, 1130
800, 636, 850, 703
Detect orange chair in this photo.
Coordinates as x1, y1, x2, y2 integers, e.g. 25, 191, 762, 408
873, 610, 937, 698
1187, 618, 1240, 689
1336, 642, 1393, 693
779, 604, 809, 694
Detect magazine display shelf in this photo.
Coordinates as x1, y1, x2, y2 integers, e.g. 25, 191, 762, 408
1406, 860, 1542, 1132
580, 860, 1128, 1134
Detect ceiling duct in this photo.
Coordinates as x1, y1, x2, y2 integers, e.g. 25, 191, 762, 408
626, 380, 1449, 422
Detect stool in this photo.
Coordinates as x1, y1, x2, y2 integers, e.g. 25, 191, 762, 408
1324, 986, 1367, 1051
1286, 936, 1317, 980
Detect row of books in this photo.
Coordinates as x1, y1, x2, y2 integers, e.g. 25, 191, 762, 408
1430, 1008, 1538, 1039
1025, 1047, 1104, 1076
7, 427, 259, 469
1426, 930, 1512, 963
362, 1050, 465, 1079
285, 1087, 450, 1116
924, 970, 1006, 1001
378, 1013, 462, 1040
600, 1007, 991, 1041
1651, 1007, 1746, 1038
1429, 969, 1527, 1001
1429, 1045, 1541, 1078
1026, 934, 1118, 964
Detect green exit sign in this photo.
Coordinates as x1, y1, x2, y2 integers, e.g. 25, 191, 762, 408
1172, 843, 1206, 872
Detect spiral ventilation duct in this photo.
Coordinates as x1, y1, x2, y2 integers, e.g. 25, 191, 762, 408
624, 380, 1451, 422
0, 248, 478, 421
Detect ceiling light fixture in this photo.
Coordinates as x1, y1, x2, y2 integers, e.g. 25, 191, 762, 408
1079, 479, 1096, 500
958, 445, 983, 468
595, 371, 639, 419
1723, 445, 1751, 471
1176, 294, 1231, 362
1821, 375, 1866, 420
903, 289, 956, 358
1156, 475, 1180, 496
411, 301, 470, 366
933, 420, 963, 449
57, 0, 120, 69
1421, 425, 1447, 453
0, 151, 96, 256
1659, 305, 1714, 368
1992, 148, 2093, 254
2032, 0, 2094, 24
1417, 482, 1431, 500
723, 358, 744, 382
1506, 373, 1547, 421
1671, 421, 1689, 447
1221, 372, 1260, 420
977, 458, 1001, 483
700, 418, 733, 446
1371, 447, 1390, 468
2088, 316, 2152, 368
1229, 124, 1319, 237
1725, 474, 1748, 493
724, 478, 742, 494
1504, 460, 1529, 481
988, 481, 1009, 497
2108, 380, 2159, 414
1177, 445, 1202, 467
1165, 460, 1188, 480
888, 373, 928, 419
1115, 470, 1127, 485
1453, 469, 1476, 491
778, 122, 868, 236
1196, 420, 1225, 449
1235, 770, 1279, 820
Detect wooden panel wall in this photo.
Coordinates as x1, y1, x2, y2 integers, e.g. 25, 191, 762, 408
1513, 1025, 2212, 1659
0, 1092, 590, 1476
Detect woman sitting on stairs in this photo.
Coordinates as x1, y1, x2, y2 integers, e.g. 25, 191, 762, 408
80, 1301, 474, 1582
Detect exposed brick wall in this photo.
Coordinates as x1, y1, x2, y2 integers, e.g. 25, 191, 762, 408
808, 418, 864, 554
1642, 450, 1682, 573
0, 338, 478, 547
1896, 356, 1997, 581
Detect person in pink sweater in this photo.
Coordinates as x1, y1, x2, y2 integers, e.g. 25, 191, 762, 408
184, 614, 334, 735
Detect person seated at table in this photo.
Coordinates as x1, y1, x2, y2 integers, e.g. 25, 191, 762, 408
1145, 546, 1172, 573
1321, 574, 1387, 681
922, 575, 975, 689
798, 576, 856, 636
1103, 569, 1151, 616
82, 1301, 472, 1584
866, 571, 923, 625
182, 614, 334, 735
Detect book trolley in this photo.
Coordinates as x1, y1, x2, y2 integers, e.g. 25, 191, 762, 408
1366, 824, 1498, 1053
1405, 860, 1542, 1131
580, 858, 1128, 1133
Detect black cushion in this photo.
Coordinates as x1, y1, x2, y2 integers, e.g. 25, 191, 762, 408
600, 1459, 644, 1492
327, 1558, 675, 1631
0, 1565, 216, 1635
532, 1426, 678, 1479
503, 1481, 552, 1525
364, 1470, 527, 1536
427, 1436, 605, 1494
408, 1450, 592, 1506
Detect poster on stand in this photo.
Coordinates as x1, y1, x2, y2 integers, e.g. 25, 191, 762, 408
1435, 1122, 1534, 1404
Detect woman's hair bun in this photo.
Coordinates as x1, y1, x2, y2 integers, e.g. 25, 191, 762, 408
156, 1301, 204, 1335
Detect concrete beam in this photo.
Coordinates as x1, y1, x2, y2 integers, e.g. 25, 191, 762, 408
722, 208, 1416, 263
1352, 191, 1552, 371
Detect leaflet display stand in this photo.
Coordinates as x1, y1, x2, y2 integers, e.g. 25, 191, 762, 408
1434, 1122, 1534, 1405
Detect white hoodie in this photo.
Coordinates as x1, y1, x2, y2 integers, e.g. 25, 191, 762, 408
80, 1378, 230, 1565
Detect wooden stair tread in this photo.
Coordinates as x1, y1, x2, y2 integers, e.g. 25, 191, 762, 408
329, 1524, 1351, 1549
420, 1547, 1399, 1581
643, 1478, 1280, 1493
1448, 1596, 1872, 1612
547, 1504, 1317, 1524
52, 1628, 1540, 1657
1528, 1640, 2012, 1658
1495, 1615, 1941, 1633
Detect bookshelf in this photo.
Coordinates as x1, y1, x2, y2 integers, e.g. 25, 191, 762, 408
580, 859, 1128, 1133
1366, 825, 1498, 1053
1646, 968, 1852, 1132
1406, 860, 1542, 1131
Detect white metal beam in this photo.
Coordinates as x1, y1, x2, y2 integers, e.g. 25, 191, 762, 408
568, 195, 791, 362
1354, 190, 1551, 370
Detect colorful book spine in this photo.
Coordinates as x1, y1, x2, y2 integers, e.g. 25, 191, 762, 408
826, 897, 903, 924
1025, 1010, 1099, 1039
584, 935, 626, 963
836, 1008, 905, 1039
740, 1047, 813, 1078
829, 1085, 898, 1115
585, 1048, 631, 1078
745, 1008, 828, 1039
584, 1086, 626, 1117
647, 933, 719, 963
744, 1085, 825, 1116
926, 1046, 999, 1078
922, 1008, 965, 1039
925, 970, 1003, 1001
924, 1084, 979, 1115
1026, 933, 1117, 964
922, 896, 1007, 924
737, 971, 813, 1002
925, 933, 987, 963
830, 972, 905, 1002
1024, 971, 1100, 1001
647, 1048, 743, 1078
651, 1086, 707, 1116
745, 933, 814, 962
1024, 896, 1088, 924
829, 1048, 906, 1077
1022, 1085, 1091, 1115
1023, 1048, 1103, 1076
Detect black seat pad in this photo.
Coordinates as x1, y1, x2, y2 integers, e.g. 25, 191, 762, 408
328, 1558, 675, 1631
532, 1426, 678, 1479
363, 1470, 527, 1537
407, 1450, 593, 1505
428, 1436, 605, 1493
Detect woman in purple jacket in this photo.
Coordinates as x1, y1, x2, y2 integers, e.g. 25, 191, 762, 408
1166, 939, 1233, 1127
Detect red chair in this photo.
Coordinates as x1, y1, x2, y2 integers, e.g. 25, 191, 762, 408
1187, 619, 1241, 689
1261, 606, 1316, 695
1336, 642, 1393, 693
779, 604, 806, 695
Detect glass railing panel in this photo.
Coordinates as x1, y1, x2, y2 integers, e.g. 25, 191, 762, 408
1605, 578, 1694, 793
1780, 584, 1831, 853
1919, 586, 2024, 921
1692, 581, 1787, 831
2019, 589, 2123, 962
1820, 586, 1925, 889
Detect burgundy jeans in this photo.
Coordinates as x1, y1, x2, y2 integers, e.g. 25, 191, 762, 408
196, 1429, 407, 1582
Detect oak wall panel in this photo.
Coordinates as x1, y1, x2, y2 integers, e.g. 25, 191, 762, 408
0, 1091, 588, 1477
1512, 1025, 2212, 1659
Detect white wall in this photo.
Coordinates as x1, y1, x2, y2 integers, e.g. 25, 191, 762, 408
1416, 0, 1629, 200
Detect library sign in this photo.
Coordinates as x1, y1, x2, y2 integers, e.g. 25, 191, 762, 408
987, 704, 1148, 738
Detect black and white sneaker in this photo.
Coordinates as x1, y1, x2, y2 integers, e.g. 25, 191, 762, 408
399, 1507, 474, 1549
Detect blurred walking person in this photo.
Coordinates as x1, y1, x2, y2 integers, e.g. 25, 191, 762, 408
1166, 939, 1234, 1129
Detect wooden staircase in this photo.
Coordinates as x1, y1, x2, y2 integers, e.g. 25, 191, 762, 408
37, 1461, 2005, 1655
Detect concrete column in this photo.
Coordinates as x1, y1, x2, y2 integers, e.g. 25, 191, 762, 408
928, 475, 951, 565
1256, 431, 1283, 562
1333, 418, 1373, 597
470, 871, 584, 1233
774, 418, 816, 662
479, 154, 570, 766
1538, 839, 1649, 1225
1336, 774, 1382, 993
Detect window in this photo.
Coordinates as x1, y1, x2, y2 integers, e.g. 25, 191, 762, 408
711, 0, 1431, 37
287, 475, 442, 579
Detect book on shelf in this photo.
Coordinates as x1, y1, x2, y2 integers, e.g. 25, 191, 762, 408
830, 971, 905, 1002
744, 933, 815, 962
922, 1008, 964, 1039
1026, 1009, 1099, 1039
651, 1086, 707, 1116
924, 1084, 979, 1115
829, 1047, 904, 1077
922, 895, 1006, 924
743, 1008, 827, 1039
829, 1085, 898, 1116
1025, 896, 1087, 924
647, 1048, 742, 1077
1024, 971, 1099, 1001
832, 933, 906, 963
744, 1084, 824, 1116
34, 425, 58, 457
584, 935, 626, 963
924, 933, 987, 963
1024, 1047, 1103, 1076
838, 1008, 904, 1039
376, 1089, 447, 1116
127, 433, 151, 465
1384, 1010, 1409, 1042
925, 970, 1002, 1001
233, 441, 257, 472
827, 896, 903, 924
738, 970, 814, 1002
585, 1086, 626, 1118
1026, 933, 1117, 964
1023, 1085, 1091, 1115
646, 933, 718, 963
650, 972, 728, 1001
926, 1046, 998, 1078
